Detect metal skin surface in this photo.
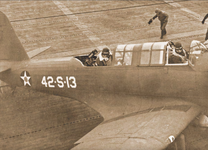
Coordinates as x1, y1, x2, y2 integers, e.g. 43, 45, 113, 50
1, 57, 208, 120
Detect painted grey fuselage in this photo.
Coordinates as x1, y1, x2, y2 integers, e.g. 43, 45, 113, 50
2, 57, 208, 120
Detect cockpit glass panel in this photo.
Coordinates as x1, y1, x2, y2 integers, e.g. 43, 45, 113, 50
190, 40, 207, 53
123, 52, 132, 65
140, 51, 150, 65
151, 51, 164, 65
142, 43, 153, 50
116, 45, 126, 51
189, 40, 207, 66
115, 52, 124, 66
125, 44, 135, 51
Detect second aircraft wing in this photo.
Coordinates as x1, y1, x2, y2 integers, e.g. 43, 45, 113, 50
72, 98, 201, 150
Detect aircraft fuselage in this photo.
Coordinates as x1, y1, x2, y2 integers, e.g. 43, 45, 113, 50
1, 58, 208, 119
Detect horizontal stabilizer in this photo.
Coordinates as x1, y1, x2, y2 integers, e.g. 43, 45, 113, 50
27, 46, 51, 59
0, 60, 12, 72
0, 80, 8, 87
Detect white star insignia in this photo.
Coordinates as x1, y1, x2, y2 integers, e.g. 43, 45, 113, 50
20, 71, 31, 86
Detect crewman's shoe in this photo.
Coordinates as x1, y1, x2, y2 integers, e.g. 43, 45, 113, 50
160, 36, 163, 39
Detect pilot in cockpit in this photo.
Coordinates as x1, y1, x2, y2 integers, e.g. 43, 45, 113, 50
168, 41, 188, 64
84, 49, 98, 66
96, 47, 113, 66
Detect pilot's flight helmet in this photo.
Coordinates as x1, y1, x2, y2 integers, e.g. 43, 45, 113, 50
102, 48, 110, 56
175, 42, 183, 53
92, 49, 98, 55
89, 49, 98, 58
175, 42, 182, 49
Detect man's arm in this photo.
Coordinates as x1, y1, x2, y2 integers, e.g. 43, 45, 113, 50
148, 15, 157, 24
152, 14, 157, 20
202, 13, 208, 24
175, 52, 187, 62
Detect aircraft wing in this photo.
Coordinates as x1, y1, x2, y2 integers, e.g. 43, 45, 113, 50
72, 102, 201, 150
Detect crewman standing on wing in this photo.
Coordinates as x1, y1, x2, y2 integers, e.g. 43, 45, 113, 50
148, 8, 169, 39
202, 13, 208, 41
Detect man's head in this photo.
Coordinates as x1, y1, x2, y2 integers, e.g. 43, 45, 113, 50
89, 49, 98, 58
92, 49, 98, 55
175, 42, 183, 53
155, 8, 162, 15
102, 47, 110, 58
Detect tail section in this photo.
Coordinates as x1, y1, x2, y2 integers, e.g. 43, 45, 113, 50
0, 11, 50, 88
0, 11, 29, 62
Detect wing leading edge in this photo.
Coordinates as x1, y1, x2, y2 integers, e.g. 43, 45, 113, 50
72, 100, 201, 150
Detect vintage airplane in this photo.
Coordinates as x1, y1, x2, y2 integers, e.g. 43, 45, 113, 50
1, 11, 208, 150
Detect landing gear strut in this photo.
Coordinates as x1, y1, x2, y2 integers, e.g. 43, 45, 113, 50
166, 134, 186, 150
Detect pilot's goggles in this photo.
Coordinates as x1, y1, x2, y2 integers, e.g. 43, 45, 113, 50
102, 52, 110, 55
175, 47, 183, 51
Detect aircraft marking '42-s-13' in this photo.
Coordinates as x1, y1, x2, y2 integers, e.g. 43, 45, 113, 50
1, 11, 208, 150
41, 76, 77, 88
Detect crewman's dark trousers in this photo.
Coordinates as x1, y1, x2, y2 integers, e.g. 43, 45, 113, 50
206, 28, 208, 41
160, 21, 168, 39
